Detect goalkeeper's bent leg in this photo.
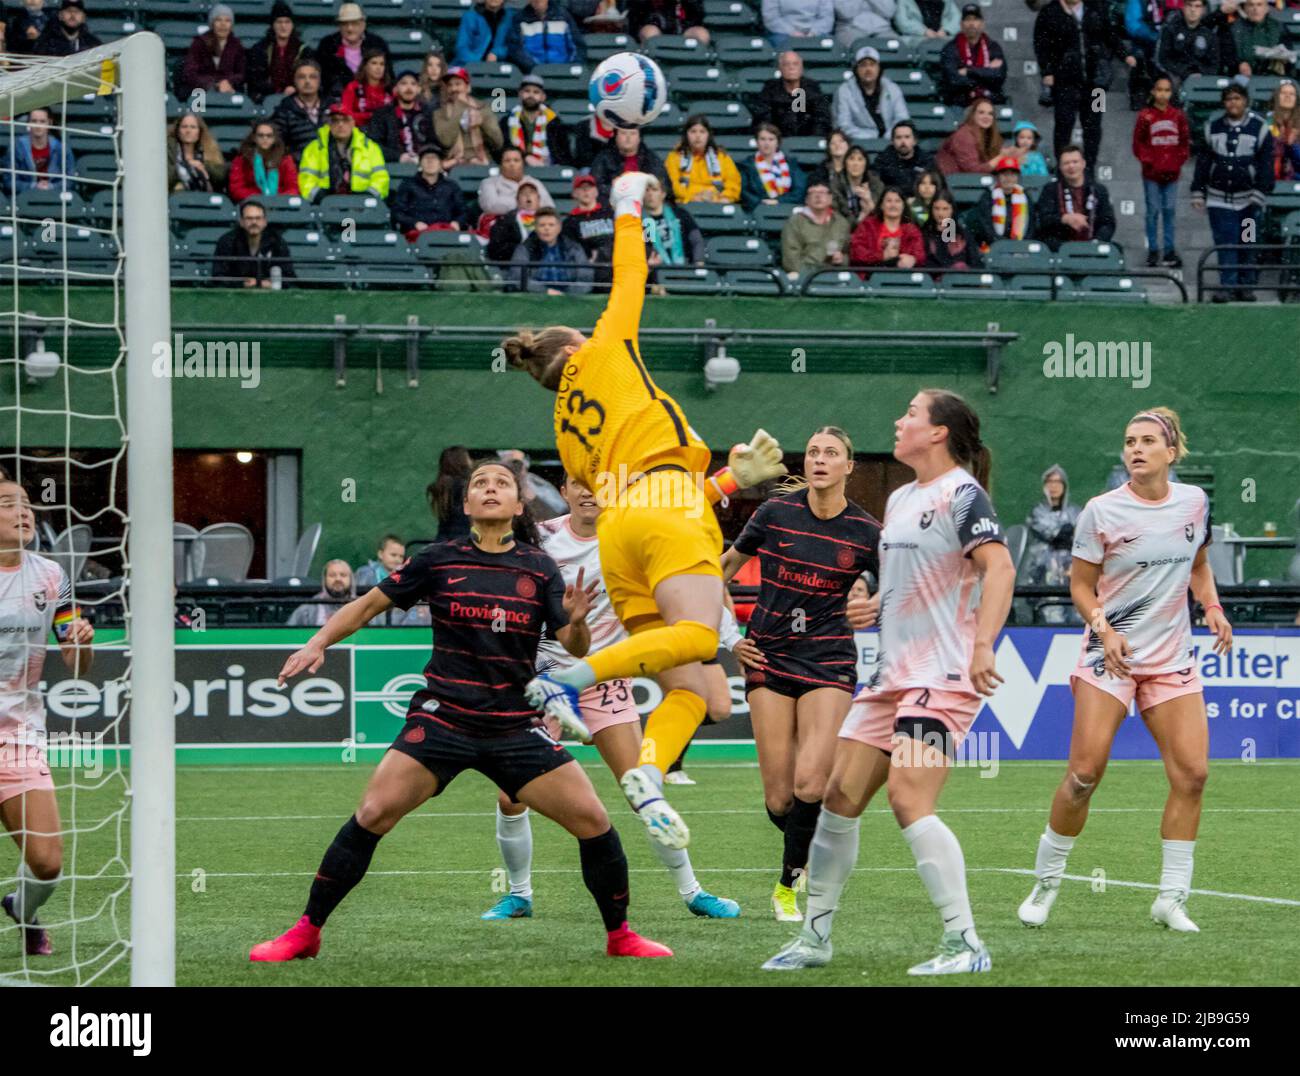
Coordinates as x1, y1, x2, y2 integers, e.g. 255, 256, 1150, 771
638, 689, 708, 780
584, 619, 719, 686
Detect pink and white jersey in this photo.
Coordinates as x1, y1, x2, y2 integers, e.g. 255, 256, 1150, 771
865, 467, 1004, 696
0, 553, 71, 747
1072, 481, 1211, 676
535, 514, 627, 673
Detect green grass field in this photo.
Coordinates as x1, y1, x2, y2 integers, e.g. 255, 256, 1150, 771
4, 756, 1299, 986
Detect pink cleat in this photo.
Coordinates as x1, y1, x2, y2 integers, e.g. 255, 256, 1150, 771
249, 915, 321, 962
606, 923, 673, 958
2, 893, 52, 956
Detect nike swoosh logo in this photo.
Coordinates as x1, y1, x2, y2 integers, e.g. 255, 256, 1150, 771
779, 542, 795, 548
447, 576, 467, 584
612, 891, 628, 901
1180, 678, 1194, 685
1120, 536, 1138, 544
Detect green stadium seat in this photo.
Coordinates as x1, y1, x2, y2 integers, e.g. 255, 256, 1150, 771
644, 35, 715, 64
687, 202, 751, 234
164, 92, 257, 122
1056, 240, 1125, 273
717, 132, 758, 156
426, 0, 475, 29
316, 194, 392, 230
360, 262, 434, 286
387, 162, 419, 185
725, 268, 785, 295
14, 188, 88, 223
533, 64, 590, 95
1266, 180, 1300, 215
1075, 275, 1147, 302
88, 189, 120, 226
846, 36, 919, 67
381, 28, 439, 61
679, 100, 752, 131
76, 153, 119, 192
947, 172, 993, 209
657, 267, 724, 294
790, 38, 842, 62
584, 33, 636, 63
1281, 210, 1300, 240
1007, 273, 1076, 300
643, 132, 679, 155
25, 226, 116, 262
896, 69, 937, 101
706, 235, 773, 266
867, 270, 938, 297
414, 229, 487, 262
986, 239, 1053, 273
64, 95, 117, 124
704, 0, 759, 32
176, 225, 232, 255
462, 62, 521, 95
802, 270, 868, 297
361, 0, 428, 25
295, 262, 356, 285
803, 66, 854, 92
260, 194, 317, 227
715, 36, 775, 68
939, 272, 1007, 301
736, 64, 780, 95
1180, 73, 1232, 108
910, 103, 963, 138
149, 19, 208, 52
141, 0, 208, 18
752, 202, 794, 235
780, 134, 828, 168
1021, 173, 1051, 198
337, 230, 408, 256
552, 100, 596, 126
641, 101, 683, 131
530, 165, 579, 187
257, 93, 287, 119
666, 65, 733, 100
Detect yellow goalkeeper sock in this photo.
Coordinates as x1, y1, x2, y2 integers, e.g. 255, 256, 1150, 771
638, 689, 707, 771
585, 619, 718, 684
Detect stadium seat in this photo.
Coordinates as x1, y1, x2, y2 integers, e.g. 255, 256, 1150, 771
947, 172, 993, 209
724, 268, 786, 295
165, 92, 256, 122
717, 133, 757, 156
896, 70, 937, 100
1179, 73, 1232, 108
175, 225, 232, 257
88, 188, 120, 226
64, 95, 117, 124
532, 64, 590, 95
666, 65, 733, 100
846, 35, 918, 67
802, 270, 868, 297
679, 100, 752, 131
16, 189, 90, 222
643, 132, 679, 156
1266, 180, 1300, 214
1075, 275, 1148, 303
294, 262, 356, 285
76, 153, 120, 193
258, 194, 316, 227
462, 62, 520, 95
687, 203, 751, 235
986, 239, 1053, 274
867, 270, 938, 297
802, 65, 854, 92
780, 134, 829, 169
911, 103, 963, 138
657, 267, 724, 294
735, 65, 780, 96
89, 13, 140, 39
552, 100, 596, 127
530, 165, 578, 187
167, 192, 236, 232
426, 0, 475, 29
939, 272, 1007, 301
789, 37, 842, 62
704, 0, 759, 32
413, 229, 487, 262
1021, 173, 1052, 198
316, 195, 392, 230
380, 27, 438, 61
751, 202, 794, 236
360, 262, 434, 286
336, 230, 408, 256
706, 235, 773, 267
362, 0, 426, 25
25, 226, 115, 262
715, 36, 775, 68
1007, 273, 1076, 300
643, 35, 715, 64
150, 19, 209, 52
584, 33, 635, 63
1056, 240, 1126, 274
640, 101, 682, 131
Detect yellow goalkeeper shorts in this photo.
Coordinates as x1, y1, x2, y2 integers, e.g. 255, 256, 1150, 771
595, 468, 723, 626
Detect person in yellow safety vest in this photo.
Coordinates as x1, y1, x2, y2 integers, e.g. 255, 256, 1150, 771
298, 103, 391, 201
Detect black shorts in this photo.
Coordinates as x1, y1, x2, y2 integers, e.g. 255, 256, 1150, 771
744, 650, 856, 701
388, 714, 574, 801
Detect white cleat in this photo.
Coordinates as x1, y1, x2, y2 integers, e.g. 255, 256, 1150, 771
1018, 878, 1060, 927
1151, 894, 1200, 933
908, 930, 993, 976
664, 770, 696, 786
762, 933, 832, 971
610, 171, 650, 217
620, 767, 690, 849
523, 674, 591, 741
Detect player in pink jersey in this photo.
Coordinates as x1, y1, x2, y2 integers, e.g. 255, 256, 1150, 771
0, 481, 95, 957
483, 474, 741, 921
1018, 406, 1232, 934
763, 390, 1016, 975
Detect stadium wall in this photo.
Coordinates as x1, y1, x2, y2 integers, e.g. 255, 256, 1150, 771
8, 290, 1298, 571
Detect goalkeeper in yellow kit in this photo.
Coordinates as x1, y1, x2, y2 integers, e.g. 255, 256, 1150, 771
505, 172, 785, 850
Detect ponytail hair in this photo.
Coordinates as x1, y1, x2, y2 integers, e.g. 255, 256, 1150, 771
776, 425, 854, 494
1128, 405, 1189, 462
501, 326, 580, 391
467, 457, 541, 546
920, 388, 993, 492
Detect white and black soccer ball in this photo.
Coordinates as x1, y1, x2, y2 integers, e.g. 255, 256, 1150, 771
588, 52, 669, 129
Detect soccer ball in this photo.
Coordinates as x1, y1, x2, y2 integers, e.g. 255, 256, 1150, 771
588, 52, 669, 130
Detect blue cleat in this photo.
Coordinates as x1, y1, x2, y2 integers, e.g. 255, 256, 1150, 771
524, 674, 591, 740
687, 890, 741, 919
481, 894, 534, 920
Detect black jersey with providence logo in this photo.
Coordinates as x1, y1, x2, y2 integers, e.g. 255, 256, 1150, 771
378, 539, 569, 736
733, 490, 882, 690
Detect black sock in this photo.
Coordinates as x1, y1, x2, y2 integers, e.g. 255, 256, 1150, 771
780, 797, 822, 888
766, 804, 789, 833
304, 815, 382, 928
579, 827, 629, 933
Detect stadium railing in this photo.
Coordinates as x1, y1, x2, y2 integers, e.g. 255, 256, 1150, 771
1195, 243, 1300, 302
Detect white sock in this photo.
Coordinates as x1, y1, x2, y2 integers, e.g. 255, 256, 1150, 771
495, 806, 533, 899
902, 814, 975, 937
1158, 838, 1195, 900
15, 862, 59, 923
1035, 825, 1076, 883
801, 809, 860, 945
646, 833, 701, 901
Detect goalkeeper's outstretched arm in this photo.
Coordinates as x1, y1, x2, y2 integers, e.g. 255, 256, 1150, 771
705, 429, 787, 506
588, 173, 650, 350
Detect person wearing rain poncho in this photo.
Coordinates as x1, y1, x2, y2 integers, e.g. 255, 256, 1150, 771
1023, 464, 1082, 625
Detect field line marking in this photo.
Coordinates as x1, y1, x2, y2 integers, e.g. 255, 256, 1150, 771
988, 868, 1300, 907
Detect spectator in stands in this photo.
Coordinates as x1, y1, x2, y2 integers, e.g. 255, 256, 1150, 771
338, 48, 393, 129
627, 0, 709, 43
833, 0, 898, 48
1234, 0, 1293, 77
964, 154, 1032, 250
511, 206, 593, 294
1023, 464, 1081, 624
1012, 119, 1050, 176
212, 199, 295, 287
762, 0, 835, 49
811, 128, 850, 185
369, 70, 434, 164
433, 66, 503, 167
429, 445, 472, 541
228, 122, 300, 201
1132, 74, 1190, 267
669, 115, 742, 204
894, 0, 960, 40
873, 119, 935, 195
740, 123, 808, 211
271, 59, 328, 157
1268, 80, 1300, 181
505, 0, 585, 73
569, 0, 629, 32
246, 2, 313, 102
834, 46, 910, 143
10, 0, 53, 56
780, 179, 850, 276
591, 125, 670, 200
487, 179, 542, 261
33, 0, 99, 57
1034, 0, 1121, 171
287, 559, 354, 627
1191, 83, 1274, 300
1032, 143, 1117, 250
178, 5, 247, 98
644, 175, 706, 266
298, 104, 390, 201
1119, 0, 1163, 111
822, 143, 882, 222
477, 147, 556, 219
506, 73, 572, 166
851, 187, 925, 269
921, 191, 981, 268
564, 173, 616, 274
316, 3, 390, 97
355, 534, 404, 588
936, 97, 1010, 174
419, 49, 446, 108
454, 0, 515, 65
2, 108, 75, 194
939, 4, 1007, 105
1156, 0, 1220, 87
754, 51, 833, 139
391, 144, 468, 239
167, 111, 227, 193
498, 450, 567, 519
907, 168, 945, 226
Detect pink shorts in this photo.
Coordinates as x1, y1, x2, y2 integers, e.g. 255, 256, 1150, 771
0, 743, 54, 805
839, 687, 982, 754
1070, 663, 1203, 712
544, 678, 640, 741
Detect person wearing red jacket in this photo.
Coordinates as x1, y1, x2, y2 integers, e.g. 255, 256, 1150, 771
850, 188, 926, 276
1132, 75, 1191, 268
339, 48, 393, 130
228, 122, 301, 202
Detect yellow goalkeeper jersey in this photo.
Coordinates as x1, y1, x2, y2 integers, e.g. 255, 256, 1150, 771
554, 215, 711, 499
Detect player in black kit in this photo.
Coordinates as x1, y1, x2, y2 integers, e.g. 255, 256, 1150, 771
250, 460, 674, 962
720, 427, 881, 922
